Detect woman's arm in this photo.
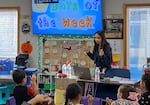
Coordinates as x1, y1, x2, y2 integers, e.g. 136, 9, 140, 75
83, 46, 94, 60
87, 51, 94, 60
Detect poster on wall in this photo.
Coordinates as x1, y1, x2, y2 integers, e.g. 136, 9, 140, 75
32, 0, 102, 35
103, 19, 123, 39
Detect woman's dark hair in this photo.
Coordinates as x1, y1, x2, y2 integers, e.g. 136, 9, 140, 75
65, 83, 82, 105
118, 85, 136, 100
93, 30, 109, 52
141, 74, 150, 91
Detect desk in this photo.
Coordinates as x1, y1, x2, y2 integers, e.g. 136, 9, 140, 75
77, 78, 138, 100
78, 79, 138, 85
54, 77, 138, 105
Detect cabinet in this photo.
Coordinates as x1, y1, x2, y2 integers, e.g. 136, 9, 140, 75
37, 73, 55, 95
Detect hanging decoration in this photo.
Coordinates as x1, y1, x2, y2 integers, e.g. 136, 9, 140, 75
21, 23, 31, 34
21, 41, 33, 54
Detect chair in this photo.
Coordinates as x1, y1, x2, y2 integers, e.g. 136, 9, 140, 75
6, 96, 16, 105
81, 96, 101, 105
4, 84, 15, 101
0, 85, 7, 104
105, 68, 130, 79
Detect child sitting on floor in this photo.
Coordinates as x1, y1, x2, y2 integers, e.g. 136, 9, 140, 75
106, 85, 139, 105
65, 83, 93, 105
13, 70, 38, 105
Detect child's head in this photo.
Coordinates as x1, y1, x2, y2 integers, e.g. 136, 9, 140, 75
117, 85, 135, 99
65, 83, 82, 105
140, 74, 150, 91
12, 70, 27, 85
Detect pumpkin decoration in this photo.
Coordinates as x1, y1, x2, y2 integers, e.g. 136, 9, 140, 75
21, 41, 32, 54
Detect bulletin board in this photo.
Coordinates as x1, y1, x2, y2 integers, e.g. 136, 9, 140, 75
42, 39, 95, 71
41, 39, 122, 71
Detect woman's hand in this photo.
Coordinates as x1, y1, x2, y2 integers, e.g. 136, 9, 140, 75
83, 46, 89, 53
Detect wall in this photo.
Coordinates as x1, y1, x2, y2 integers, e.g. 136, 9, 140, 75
0, 0, 150, 68
103, 0, 150, 17
0, 0, 39, 67
103, 0, 150, 66
0, 0, 31, 14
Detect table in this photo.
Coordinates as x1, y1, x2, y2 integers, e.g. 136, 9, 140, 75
77, 78, 139, 100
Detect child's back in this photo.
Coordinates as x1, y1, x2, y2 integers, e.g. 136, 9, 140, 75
106, 85, 139, 105
14, 85, 33, 105
111, 98, 138, 105
12, 70, 38, 105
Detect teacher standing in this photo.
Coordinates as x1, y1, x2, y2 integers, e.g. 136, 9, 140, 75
83, 30, 112, 72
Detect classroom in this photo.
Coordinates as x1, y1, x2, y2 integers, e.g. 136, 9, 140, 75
0, 0, 150, 105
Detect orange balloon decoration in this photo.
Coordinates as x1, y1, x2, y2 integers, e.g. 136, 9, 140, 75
21, 41, 32, 54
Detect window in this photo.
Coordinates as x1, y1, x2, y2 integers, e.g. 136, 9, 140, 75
124, 4, 150, 80
0, 7, 20, 60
